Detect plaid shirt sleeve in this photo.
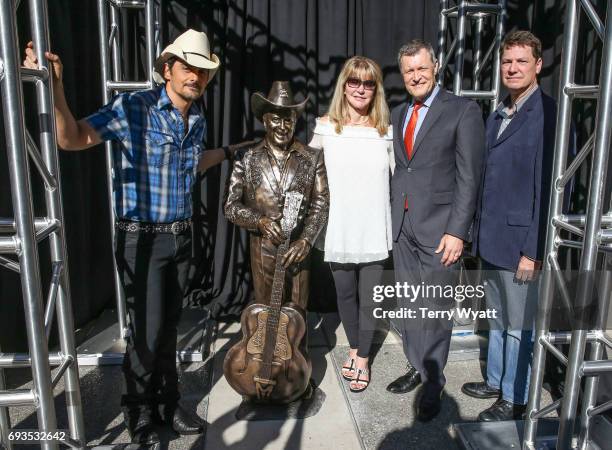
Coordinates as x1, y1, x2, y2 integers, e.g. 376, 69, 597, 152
84, 93, 130, 142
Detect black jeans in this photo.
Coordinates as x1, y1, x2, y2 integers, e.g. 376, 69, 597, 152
330, 260, 386, 358
114, 229, 192, 412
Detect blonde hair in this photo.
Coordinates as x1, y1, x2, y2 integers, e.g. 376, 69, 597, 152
328, 56, 390, 136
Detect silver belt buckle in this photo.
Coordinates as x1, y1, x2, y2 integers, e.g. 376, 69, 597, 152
171, 221, 181, 235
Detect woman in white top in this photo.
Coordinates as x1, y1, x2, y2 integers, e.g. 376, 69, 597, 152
310, 56, 393, 392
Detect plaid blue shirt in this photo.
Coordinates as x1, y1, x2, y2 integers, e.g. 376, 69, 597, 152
86, 85, 206, 223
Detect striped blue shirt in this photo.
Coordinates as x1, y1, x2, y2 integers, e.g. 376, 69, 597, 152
86, 85, 206, 223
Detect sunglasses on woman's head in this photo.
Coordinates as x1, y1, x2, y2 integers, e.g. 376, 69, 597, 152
346, 77, 376, 90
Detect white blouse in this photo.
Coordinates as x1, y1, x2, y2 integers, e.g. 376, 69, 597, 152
309, 118, 395, 263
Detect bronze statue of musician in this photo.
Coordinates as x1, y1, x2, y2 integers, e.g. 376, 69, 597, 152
222, 81, 329, 403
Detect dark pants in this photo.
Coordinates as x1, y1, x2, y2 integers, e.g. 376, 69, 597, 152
393, 222, 459, 390
330, 260, 386, 359
114, 229, 192, 412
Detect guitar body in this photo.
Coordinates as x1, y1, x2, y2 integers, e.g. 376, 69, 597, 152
223, 302, 312, 404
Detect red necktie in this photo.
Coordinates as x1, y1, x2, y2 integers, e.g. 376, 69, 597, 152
403, 102, 422, 210
404, 101, 423, 160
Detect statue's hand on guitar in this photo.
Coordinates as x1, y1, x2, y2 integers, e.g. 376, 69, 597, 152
282, 238, 311, 268
257, 216, 283, 245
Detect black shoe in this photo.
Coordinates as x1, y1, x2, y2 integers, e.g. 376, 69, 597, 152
461, 381, 501, 399
165, 404, 205, 435
124, 409, 160, 445
478, 399, 526, 422
417, 386, 442, 422
386, 366, 421, 394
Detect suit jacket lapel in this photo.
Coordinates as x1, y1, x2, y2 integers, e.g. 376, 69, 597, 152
283, 147, 301, 192
493, 109, 529, 147
493, 88, 540, 147
394, 102, 410, 167
487, 115, 502, 150
257, 147, 281, 195
410, 90, 446, 161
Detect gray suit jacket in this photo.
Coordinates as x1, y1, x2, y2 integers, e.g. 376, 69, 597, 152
391, 88, 485, 247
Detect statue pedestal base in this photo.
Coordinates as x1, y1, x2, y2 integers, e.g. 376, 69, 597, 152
235, 381, 325, 420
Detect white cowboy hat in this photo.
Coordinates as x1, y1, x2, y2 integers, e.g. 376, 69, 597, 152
153, 29, 220, 84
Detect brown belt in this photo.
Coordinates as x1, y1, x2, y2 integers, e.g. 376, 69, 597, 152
115, 218, 192, 235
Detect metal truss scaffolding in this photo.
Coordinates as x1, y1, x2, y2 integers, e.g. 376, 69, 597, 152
524, 1, 612, 449
96, 0, 162, 341
446, 1, 612, 449
0, 0, 85, 449
437, 0, 506, 112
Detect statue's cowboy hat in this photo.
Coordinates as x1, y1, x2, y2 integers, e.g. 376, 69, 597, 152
251, 81, 309, 122
153, 29, 220, 84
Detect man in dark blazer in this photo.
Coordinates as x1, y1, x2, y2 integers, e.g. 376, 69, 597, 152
386, 39, 485, 421
462, 31, 560, 422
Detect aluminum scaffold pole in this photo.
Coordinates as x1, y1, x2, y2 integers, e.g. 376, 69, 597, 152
96, 0, 161, 342
0, 0, 85, 448
523, 1, 612, 449
437, 0, 506, 112
522, 1, 579, 446
28, 0, 86, 443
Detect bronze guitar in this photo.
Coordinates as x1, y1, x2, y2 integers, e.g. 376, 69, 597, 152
223, 192, 312, 403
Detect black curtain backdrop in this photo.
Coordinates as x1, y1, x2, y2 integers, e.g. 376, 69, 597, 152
188, 0, 440, 318
0, 1, 607, 351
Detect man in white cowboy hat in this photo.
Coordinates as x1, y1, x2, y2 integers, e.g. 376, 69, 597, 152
23, 29, 225, 444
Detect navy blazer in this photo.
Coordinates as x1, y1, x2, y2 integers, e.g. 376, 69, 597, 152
472, 87, 558, 271
391, 89, 485, 247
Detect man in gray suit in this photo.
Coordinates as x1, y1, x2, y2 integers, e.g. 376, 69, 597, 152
386, 39, 485, 421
